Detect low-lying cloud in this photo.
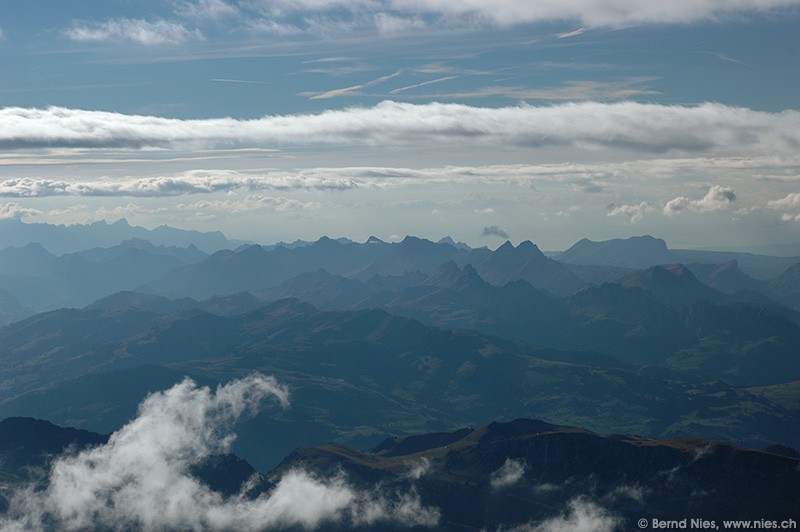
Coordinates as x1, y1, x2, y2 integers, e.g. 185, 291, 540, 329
0, 374, 439, 531
490, 458, 526, 490
482, 225, 510, 239
0, 202, 41, 220
663, 185, 736, 216
1, 102, 798, 156
513, 497, 621, 532
607, 202, 653, 224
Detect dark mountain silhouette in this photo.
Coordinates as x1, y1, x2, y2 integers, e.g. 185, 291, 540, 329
0, 417, 108, 481
275, 418, 800, 529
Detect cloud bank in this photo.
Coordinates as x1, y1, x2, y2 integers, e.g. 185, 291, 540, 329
0, 202, 42, 220
1, 102, 798, 155
0, 374, 439, 531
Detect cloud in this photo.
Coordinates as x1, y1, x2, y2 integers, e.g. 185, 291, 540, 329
427, 78, 660, 101
194, 0, 800, 33
1, 102, 798, 155
0, 374, 439, 530
556, 28, 586, 39
308, 71, 402, 99
663, 185, 736, 216
0, 170, 364, 198
388, 0, 800, 27
0, 202, 41, 220
510, 497, 620, 532
404, 457, 432, 479
767, 192, 800, 222
176, 195, 322, 213
65, 18, 200, 45
482, 225, 510, 239
388, 76, 458, 95
178, 0, 239, 20
607, 202, 653, 224
490, 458, 526, 490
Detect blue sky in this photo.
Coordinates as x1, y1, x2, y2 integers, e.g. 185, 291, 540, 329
1, 0, 799, 251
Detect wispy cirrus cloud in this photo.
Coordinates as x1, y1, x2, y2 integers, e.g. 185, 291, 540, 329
186, 0, 800, 34
389, 76, 458, 94
307, 71, 402, 99
65, 18, 200, 45
1, 102, 799, 155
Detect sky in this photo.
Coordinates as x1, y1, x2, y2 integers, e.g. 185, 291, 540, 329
0, 0, 799, 251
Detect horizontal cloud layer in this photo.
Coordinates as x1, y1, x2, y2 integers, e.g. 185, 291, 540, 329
1, 102, 798, 155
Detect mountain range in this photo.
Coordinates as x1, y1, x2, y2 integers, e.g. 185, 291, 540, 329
1, 222, 799, 529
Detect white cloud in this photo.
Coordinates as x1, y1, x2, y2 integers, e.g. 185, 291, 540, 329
66, 18, 200, 45
607, 202, 653, 224
388, 75, 458, 95
308, 71, 401, 99
389, 0, 800, 26
490, 458, 526, 490
404, 457, 432, 479
204, 0, 800, 32
0, 202, 41, 220
0, 170, 364, 198
509, 497, 620, 532
0, 374, 440, 530
767, 192, 800, 222
1, 102, 798, 155
178, 0, 239, 20
663, 185, 736, 216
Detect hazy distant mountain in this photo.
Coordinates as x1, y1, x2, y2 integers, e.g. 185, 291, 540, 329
558, 235, 679, 268
146, 236, 489, 300
0, 240, 209, 315
686, 260, 767, 294
0, 218, 245, 255
278, 418, 800, 529
769, 262, 800, 310
672, 248, 800, 280
257, 262, 800, 385
0, 288, 28, 325
476, 240, 585, 296
0, 242, 57, 276
555, 235, 800, 280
